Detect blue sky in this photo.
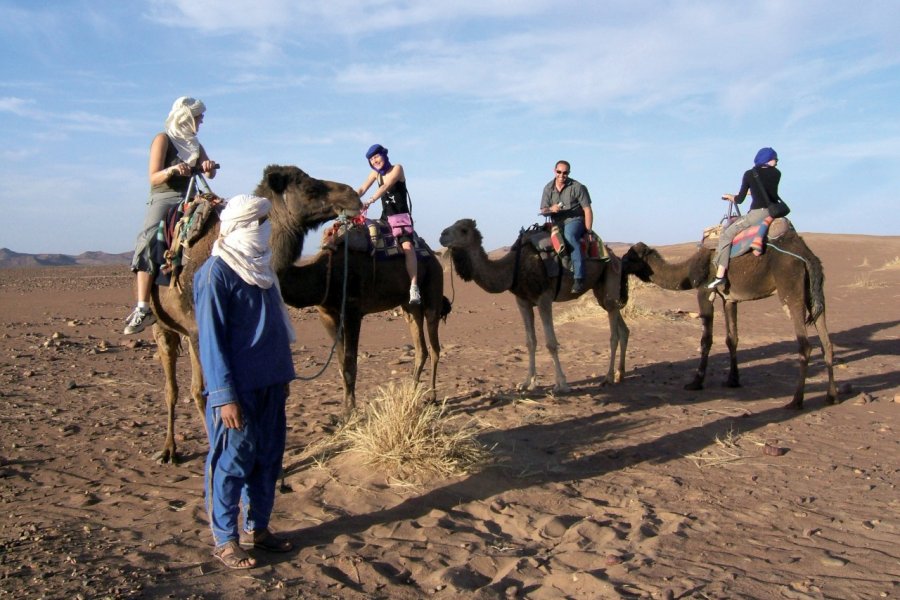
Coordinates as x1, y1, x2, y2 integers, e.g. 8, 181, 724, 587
1, 0, 898, 255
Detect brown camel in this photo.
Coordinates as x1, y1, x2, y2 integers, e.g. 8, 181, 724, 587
149, 164, 362, 463
277, 232, 451, 418
439, 218, 629, 393
621, 230, 838, 409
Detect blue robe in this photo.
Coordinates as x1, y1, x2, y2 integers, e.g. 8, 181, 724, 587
193, 257, 295, 546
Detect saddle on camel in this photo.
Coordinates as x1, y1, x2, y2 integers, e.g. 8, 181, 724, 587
516, 221, 616, 300
150, 173, 224, 292
700, 201, 795, 284
319, 213, 438, 260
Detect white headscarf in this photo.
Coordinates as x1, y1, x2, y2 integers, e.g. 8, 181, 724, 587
213, 194, 275, 288
212, 194, 296, 343
165, 96, 206, 166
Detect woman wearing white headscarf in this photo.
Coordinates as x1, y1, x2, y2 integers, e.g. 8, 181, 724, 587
194, 194, 296, 569
124, 96, 219, 335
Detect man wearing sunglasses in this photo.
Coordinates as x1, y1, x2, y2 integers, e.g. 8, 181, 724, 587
540, 160, 594, 294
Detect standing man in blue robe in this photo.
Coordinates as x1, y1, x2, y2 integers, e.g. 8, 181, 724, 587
193, 194, 296, 569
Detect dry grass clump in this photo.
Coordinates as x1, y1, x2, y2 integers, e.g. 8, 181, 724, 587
684, 426, 767, 468
880, 256, 900, 270
847, 271, 888, 289
302, 381, 490, 481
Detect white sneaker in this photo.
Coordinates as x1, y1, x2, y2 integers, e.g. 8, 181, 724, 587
409, 284, 421, 305
123, 308, 157, 335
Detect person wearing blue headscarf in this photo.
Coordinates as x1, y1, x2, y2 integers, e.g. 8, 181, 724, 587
357, 144, 421, 304
708, 147, 783, 288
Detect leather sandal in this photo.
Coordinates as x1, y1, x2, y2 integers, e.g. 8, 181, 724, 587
213, 540, 257, 569
241, 528, 294, 553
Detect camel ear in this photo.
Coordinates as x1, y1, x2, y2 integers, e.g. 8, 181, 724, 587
266, 169, 288, 194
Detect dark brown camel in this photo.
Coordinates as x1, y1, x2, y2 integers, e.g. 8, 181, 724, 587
621, 230, 838, 409
277, 232, 451, 418
149, 165, 362, 463
439, 218, 628, 393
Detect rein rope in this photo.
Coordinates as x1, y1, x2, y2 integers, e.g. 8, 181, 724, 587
293, 211, 353, 382
766, 241, 809, 267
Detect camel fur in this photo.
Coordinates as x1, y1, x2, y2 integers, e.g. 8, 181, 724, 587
439, 218, 629, 393
148, 165, 362, 463
621, 232, 838, 409
278, 237, 451, 418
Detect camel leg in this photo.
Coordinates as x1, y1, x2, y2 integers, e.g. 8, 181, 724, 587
187, 336, 207, 425
152, 324, 182, 464
686, 290, 714, 390
515, 298, 540, 391
782, 303, 813, 410
319, 309, 357, 419
537, 295, 570, 393
723, 300, 741, 388
423, 307, 442, 404
404, 308, 432, 398
813, 311, 838, 405
611, 309, 629, 384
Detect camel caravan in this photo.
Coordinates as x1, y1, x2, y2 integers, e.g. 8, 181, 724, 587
142, 159, 837, 464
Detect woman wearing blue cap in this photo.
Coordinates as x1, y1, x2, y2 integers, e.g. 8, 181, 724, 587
357, 144, 421, 304
709, 147, 782, 288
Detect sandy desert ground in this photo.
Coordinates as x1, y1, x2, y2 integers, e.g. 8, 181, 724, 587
1, 232, 898, 599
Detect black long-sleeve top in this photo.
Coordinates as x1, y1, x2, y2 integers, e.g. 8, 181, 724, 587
735, 165, 782, 210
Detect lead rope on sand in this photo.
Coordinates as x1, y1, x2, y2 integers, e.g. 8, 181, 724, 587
293, 212, 352, 381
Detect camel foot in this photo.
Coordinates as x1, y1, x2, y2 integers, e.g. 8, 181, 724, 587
552, 384, 572, 394
153, 448, 178, 465
825, 392, 839, 405
517, 380, 538, 392
725, 378, 742, 389
783, 399, 803, 410
684, 380, 704, 391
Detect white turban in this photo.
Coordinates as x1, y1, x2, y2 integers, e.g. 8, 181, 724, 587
165, 96, 206, 166
213, 194, 274, 289
212, 194, 295, 343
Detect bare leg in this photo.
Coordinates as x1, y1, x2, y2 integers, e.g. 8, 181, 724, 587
402, 242, 418, 287
136, 270, 152, 304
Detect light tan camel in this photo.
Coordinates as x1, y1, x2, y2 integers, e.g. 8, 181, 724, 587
439, 218, 629, 393
621, 231, 838, 409
149, 165, 361, 463
277, 232, 451, 418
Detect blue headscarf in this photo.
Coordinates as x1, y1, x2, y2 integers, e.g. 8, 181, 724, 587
754, 147, 778, 166
365, 144, 392, 175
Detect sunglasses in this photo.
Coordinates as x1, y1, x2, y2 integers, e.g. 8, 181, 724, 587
556, 170, 570, 175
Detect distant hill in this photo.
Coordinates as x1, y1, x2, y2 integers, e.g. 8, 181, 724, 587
0, 248, 132, 269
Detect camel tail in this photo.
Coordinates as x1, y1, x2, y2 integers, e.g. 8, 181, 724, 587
441, 296, 452, 323
806, 252, 826, 325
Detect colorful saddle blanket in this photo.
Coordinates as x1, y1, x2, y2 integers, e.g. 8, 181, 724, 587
153, 193, 223, 286
321, 217, 433, 259
518, 223, 609, 278
701, 216, 793, 259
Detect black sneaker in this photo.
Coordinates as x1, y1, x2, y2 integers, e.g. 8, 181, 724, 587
571, 279, 586, 294
123, 308, 157, 335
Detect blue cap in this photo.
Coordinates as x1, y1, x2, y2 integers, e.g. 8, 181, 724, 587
754, 147, 778, 166
365, 144, 387, 159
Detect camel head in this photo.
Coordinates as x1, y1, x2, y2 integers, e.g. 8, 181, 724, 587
622, 242, 656, 282
439, 218, 482, 250
254, 164, 362, 270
